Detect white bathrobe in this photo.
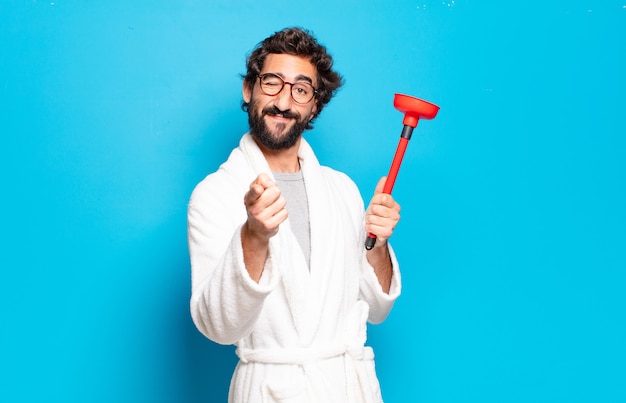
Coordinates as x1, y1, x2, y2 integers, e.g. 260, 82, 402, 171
188, 133, 401, 403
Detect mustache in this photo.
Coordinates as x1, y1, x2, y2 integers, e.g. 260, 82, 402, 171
262, 105, 300, 120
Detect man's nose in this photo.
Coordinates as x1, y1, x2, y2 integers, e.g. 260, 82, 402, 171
273, 84, 294, 111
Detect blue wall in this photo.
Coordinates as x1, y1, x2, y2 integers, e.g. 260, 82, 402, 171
2, 1, 625, 402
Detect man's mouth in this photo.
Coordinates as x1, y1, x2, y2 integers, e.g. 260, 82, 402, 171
263, 106, 299, 121
267, 113, 291, 120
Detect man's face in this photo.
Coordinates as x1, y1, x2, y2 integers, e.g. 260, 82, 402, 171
243, 53, 318, 151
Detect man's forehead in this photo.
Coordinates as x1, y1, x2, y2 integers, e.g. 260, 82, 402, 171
262, 53, 317, 82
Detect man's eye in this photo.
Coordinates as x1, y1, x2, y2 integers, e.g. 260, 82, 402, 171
293, 85, 310, 95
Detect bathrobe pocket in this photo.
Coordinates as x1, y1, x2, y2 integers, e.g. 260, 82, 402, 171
261, 370, 308, 403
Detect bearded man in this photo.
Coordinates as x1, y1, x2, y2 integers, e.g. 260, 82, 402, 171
188, 27, 402, 403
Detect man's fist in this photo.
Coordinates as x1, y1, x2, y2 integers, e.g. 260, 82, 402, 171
243, 173, 288, 241
365, 177, 401, 247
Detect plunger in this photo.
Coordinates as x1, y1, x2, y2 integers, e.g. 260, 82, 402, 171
365, 93, 440, 250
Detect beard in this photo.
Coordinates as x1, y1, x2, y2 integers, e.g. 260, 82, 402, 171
248, 99, 310, 150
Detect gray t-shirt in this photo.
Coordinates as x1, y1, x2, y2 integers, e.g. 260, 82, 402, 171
273, 170, 311, 267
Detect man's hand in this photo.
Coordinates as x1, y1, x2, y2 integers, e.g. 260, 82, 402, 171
365, 177, 401, 247
241, 174, 287, 282
365, 177, 401, 293
243, 173, 288, 240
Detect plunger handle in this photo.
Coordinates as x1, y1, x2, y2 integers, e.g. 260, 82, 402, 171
364, 93, 439, 251
365, 125, 415, 250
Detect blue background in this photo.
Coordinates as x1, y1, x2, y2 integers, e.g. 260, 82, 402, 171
2, 1, 625, 402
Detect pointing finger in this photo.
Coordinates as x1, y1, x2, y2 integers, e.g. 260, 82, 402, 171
245, 183, 265, 203
245, 174, 276, 203
256, 173, 275, 189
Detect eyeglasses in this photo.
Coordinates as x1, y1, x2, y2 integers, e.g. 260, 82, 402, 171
258, 73, 318, 104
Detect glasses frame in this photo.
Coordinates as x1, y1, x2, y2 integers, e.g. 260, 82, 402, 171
257, 73, 318, 104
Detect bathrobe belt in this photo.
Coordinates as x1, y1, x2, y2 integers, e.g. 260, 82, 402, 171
235, 343, 374, 365
236, 343, 378, 403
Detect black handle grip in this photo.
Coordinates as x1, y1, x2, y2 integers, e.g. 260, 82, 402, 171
365, 236, 376, 250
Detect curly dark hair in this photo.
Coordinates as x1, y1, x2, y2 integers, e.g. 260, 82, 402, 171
241, 27, 344, 129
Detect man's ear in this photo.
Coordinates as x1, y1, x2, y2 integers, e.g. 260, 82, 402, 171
242, 81, 252, 103
310, 103, 318, 120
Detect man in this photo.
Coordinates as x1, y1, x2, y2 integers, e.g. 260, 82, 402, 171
188, 27, 402, 402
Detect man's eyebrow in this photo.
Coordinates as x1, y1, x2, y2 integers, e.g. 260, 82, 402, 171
294, 74, 314, 85
269, 72, 314, 85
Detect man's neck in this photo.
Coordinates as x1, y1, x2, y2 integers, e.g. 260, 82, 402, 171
255, 138, 302, 173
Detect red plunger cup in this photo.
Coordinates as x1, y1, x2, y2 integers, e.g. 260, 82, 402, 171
365, 94, 440, 250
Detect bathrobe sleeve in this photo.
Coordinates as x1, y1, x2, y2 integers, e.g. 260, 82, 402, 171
359, 244, 401, 324
328, 169, 402, 325
188, 173, 281, 345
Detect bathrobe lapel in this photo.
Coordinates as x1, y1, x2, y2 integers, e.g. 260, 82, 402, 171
238, 134, 354, 343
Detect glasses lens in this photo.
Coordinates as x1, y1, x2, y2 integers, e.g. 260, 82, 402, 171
259, 74, 283, 96
291, 83, 314, 103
